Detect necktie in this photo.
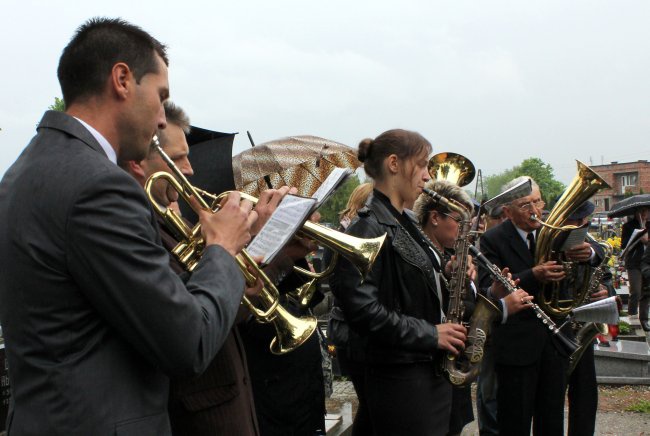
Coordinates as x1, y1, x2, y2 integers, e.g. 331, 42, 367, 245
527, 232, 536, 257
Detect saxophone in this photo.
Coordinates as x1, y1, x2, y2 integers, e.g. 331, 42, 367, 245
423, 188, 501, 386
568, 236, 613, 374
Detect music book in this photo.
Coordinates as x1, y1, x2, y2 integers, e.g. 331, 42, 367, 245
246, 194, 317, 265
246, 167, 351, 265
559, 225, 590, 252
311, 167, 353, 207
620, 228, 648, 259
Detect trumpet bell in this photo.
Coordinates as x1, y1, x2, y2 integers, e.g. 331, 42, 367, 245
428, 152, 476, 187
269, 305, 318, 355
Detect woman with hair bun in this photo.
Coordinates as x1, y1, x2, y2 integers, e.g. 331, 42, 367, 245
329, 129, 467, 435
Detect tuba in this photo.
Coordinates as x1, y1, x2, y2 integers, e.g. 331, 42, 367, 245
423, 153, 501, 386
533, 160, 611, 318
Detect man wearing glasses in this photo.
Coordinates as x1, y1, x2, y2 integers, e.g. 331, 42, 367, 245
477, 176, 570, 436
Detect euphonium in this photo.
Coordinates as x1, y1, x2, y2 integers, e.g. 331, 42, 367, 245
568, 237, 612, 374
428, 152, 476, 187
422, 188, 501, 387
533, 160, 611, 318
146, 140, 317, 355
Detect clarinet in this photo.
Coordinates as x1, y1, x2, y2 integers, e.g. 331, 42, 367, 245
469, 245, 579, 356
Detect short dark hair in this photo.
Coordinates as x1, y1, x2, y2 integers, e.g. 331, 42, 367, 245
152, 101, 191, 153
57, 17, 168, 106
357, 129, 432, 180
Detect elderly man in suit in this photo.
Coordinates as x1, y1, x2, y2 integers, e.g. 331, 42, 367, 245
478, 176, 581, 436
0, 18, 259, 435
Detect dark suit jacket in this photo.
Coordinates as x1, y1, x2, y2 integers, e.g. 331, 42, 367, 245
477, 219, 550, 366
0, 111, 245, 436
157, 217, 259, 436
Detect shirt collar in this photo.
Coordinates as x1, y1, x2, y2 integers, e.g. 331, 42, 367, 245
74, 117, 117, 165
513, 223, 534, 243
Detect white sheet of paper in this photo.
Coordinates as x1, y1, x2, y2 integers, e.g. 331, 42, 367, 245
560, 226, 589, 251
246, 194, 316, 264
311, 167, 351, 204
620, 228, 647, 259
572, 296, 619, 324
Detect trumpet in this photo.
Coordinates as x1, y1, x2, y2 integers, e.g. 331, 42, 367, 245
147, 138, 386, 344
146, 141, 317, 355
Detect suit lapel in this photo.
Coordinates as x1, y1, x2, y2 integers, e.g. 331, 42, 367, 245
503, 220, 534, 265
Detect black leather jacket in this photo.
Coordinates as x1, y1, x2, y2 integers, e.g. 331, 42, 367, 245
330, 194, 446, 365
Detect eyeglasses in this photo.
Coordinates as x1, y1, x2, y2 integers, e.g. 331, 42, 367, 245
442, 213, 462, 223
512, 199, 545, 211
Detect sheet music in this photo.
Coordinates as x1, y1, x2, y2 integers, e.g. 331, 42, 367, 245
311, 167, 352, 205
620, 228, 647, 259
560, 226, 589, 251
572, 296, 619, 324
246, 194, 317, 264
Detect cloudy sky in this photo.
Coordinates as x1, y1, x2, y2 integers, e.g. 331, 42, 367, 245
1, 0, 648, 184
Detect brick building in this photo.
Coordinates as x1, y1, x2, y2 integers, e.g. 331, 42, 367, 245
590, 160, 650, 212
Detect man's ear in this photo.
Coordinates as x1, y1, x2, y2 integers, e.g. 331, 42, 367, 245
501, 205, 513, 220
110, 62, 132, 100
125, 160, 147, 183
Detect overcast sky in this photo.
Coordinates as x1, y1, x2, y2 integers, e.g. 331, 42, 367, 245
1, 0, 648, 185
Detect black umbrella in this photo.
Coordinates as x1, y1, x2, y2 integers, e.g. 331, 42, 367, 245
178, 126, 237, 223
606, 194, 650, 218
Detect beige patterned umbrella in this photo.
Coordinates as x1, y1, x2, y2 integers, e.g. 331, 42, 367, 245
232, 135, 361, 198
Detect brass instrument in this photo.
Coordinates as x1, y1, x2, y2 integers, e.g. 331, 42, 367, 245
532, 160, 611, 318
146, 141, 317, 355
148, 137, 385, 342
568, 237, 612, 374
428, 152, 476, 187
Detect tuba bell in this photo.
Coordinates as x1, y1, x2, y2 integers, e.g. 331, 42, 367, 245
428, 152, 476, 187
533, 160, 611, 318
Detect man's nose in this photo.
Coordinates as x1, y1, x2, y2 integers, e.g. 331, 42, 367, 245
157, 105, 167, 130
181, 158, 193, 177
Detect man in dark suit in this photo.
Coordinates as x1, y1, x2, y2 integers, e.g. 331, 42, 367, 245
478, 176, 572, 436
0, 18, 258, 435
123, 101, 264, 436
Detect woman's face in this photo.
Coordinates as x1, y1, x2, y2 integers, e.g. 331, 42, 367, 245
397, 150, 431, 207
429, 209, 462, 249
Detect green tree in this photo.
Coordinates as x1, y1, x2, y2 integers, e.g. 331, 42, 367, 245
317, 174, 361, 225
518, 158, 565, 206
484, 157, 566, 207
49, 97, 65, 112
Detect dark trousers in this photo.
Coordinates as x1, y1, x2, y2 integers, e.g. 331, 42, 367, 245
496, 339, 568, 436
476, 340, 498, 436
628, 269, 643, 317
568, 345, 598, 436
365, 362, 452, 436
338, 351, 372, 436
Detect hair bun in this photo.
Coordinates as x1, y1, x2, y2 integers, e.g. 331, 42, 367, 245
357, 138, 374, 162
